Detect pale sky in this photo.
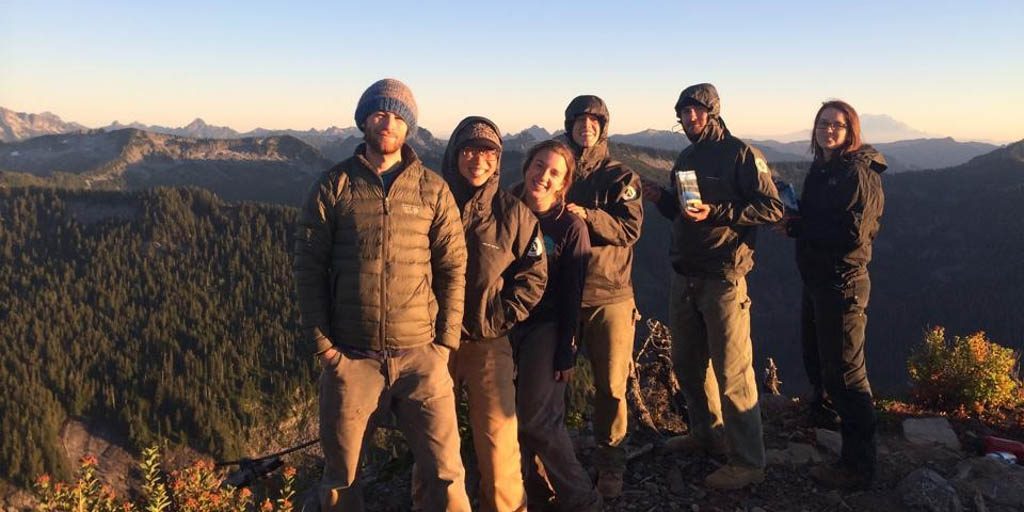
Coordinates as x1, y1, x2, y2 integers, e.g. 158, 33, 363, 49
1, 0, 1021, 143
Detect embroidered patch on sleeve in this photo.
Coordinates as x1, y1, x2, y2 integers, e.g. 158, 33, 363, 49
527, 236, 545, 257
620, 185, 639, 201
755, 158, 770, 174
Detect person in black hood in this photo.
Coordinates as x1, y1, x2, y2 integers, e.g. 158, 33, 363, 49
433, 116, 547, 512
780, 100, 885, 490
560, 95, 644, 499
645, 83, 782, 491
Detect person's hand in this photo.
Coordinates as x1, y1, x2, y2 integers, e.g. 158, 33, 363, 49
681, 203, 711, 222
640, 179, 663, 204
566, 203, 588, 220
554, 368, 575, 383
770, 213, 794, 236
319, 346, 341, 366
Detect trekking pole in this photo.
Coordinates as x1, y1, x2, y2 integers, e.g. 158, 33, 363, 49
218, 438, 320, 488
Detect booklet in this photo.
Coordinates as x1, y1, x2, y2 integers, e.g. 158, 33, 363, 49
674, 170, 702, 211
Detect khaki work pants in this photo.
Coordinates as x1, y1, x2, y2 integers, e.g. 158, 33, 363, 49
318, 343, 470, 512
451, 337, 527, 512
669, 274, 765, 469
580, 299, 638, 473
512, 321, 602, 511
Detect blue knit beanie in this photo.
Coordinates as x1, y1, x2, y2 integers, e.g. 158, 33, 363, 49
354, 78, 418, 135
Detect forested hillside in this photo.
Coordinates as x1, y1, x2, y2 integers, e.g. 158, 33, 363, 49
0, 187, 314, 484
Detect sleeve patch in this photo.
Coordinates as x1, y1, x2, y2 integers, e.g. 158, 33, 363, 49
755, 158, 770, 174
620, 185, 639, 201
527, 236, 545, 257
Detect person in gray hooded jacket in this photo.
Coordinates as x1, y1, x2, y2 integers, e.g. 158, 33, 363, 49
645, 83, 782, 491
560, 95, 644, 499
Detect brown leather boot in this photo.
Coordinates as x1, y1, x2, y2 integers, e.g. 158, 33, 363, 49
663, 434, 728, 456
704, 465, 765, 490
596, 470, 624, 499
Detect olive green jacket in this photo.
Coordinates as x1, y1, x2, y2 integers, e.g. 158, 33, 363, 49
293, 143, 467, 352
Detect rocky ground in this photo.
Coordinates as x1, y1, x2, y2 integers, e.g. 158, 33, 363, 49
344, 396, 1024, 512
344, 323, 1024, 512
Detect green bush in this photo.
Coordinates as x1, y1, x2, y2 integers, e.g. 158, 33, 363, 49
908, 326, 1022, 413
565, 357, 596, 430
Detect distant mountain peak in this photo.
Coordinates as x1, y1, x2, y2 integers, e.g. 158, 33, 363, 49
185, 118, 208, 129
1, 106, 88, 142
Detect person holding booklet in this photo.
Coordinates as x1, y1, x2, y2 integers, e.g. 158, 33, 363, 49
778, 100, 886, 490
643, 83, 783, 490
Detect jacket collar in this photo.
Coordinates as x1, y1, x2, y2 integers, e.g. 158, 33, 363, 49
353, 142, 421, 177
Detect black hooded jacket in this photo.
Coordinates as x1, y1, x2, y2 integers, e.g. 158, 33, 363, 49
654, 90, 783, 279
442, 116, 547, 341
792, 145, 887, 284
561, 95, 644, 307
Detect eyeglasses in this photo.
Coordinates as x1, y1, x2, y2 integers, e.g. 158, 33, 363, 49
815, 121, 848, 131
461, 147, 499, 160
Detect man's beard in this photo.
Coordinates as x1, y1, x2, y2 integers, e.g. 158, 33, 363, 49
365, 130, 404, 156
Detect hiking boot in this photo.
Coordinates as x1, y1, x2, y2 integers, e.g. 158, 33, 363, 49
560, 492, 604, 512
704, 465, 765, 490
663, 434, 727, 456
809, 463, 873, 490
596, 470, 623, 499
809, 400, 841, 430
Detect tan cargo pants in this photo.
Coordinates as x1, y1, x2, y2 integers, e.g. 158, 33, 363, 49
318, 343, 470, 512
450, 337, 527, 512
580, 299, 638, 473
669, 273, 765, 469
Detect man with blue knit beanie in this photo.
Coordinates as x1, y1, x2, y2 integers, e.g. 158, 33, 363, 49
294, 78, 471, 511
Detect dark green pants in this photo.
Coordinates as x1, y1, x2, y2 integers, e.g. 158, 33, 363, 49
670, 274, 765, 469
580, 299, 638, 473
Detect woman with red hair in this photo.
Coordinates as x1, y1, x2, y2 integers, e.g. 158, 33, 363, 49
783, 100, 887, 489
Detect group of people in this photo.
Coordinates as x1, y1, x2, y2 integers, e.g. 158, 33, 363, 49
292, 78, 886, 511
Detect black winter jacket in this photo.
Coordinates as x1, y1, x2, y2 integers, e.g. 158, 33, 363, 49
792, 145, 887, 284
654, 119, 783, 279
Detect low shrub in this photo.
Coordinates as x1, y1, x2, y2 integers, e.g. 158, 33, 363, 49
35, 448, 296, 512
908, 326, 1022, 413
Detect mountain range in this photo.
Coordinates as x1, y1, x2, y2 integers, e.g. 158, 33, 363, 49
1, 107, 1005, 172
751, 114, 933, 143
607, 130, 999, 172
4, 123, 1022, 392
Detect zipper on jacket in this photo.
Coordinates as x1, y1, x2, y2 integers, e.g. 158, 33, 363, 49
379, 178, 390, 351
